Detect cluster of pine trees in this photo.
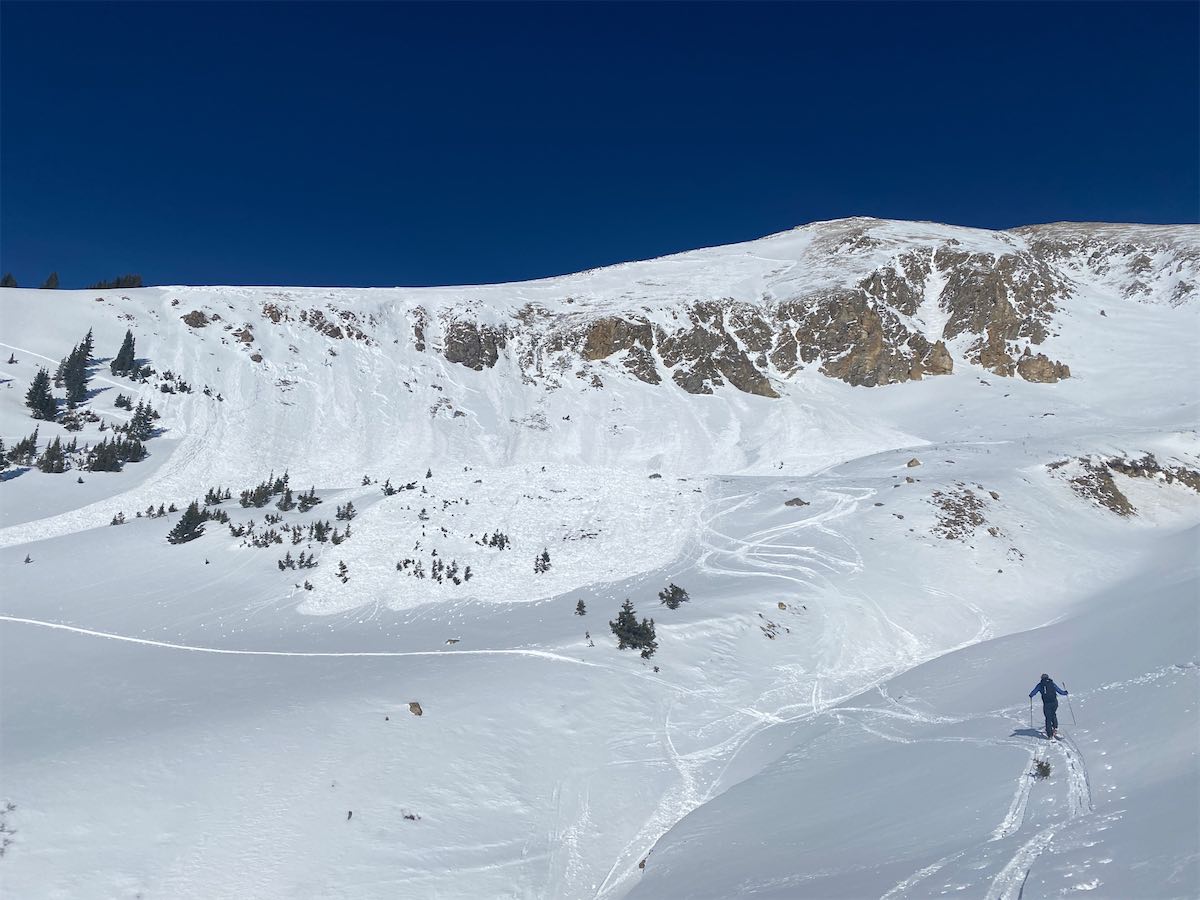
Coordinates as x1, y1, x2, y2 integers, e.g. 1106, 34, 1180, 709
18, 328, 160, 474
121, 400, 158, 441
86, 435, 147, 471
602, 584, 691, 660
533, 548, 552, 574
609, 600, 658, 659
395, 553, 473, 584
2, 430, 40, 467
239, 472, 291, 508
2, 425, 149, 474
278, 551, 318, 570
166, 501, 213, 544
157, 369, 192, 394
205, 486, 233, 505
478, 531, 511, 549
658, 583, 690, 609
0, 272, 143, 289
89, 274, 143, 290
34, 437, 73, 473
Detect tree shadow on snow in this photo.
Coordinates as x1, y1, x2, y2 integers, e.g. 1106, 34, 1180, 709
0, 466, 30, 483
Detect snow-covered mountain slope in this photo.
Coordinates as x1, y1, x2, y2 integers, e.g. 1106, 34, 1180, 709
0, 217, 1197, 899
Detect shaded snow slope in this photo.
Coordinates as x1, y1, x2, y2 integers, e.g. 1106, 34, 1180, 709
0, 218, 1197, 899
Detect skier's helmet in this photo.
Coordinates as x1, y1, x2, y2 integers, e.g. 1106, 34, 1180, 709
1041, 673, 1050, 681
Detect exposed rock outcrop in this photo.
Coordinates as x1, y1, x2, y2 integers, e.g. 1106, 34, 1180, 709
443, 320, 507, 371
403, 219, 1198, 395
1016, 353, 1070, 383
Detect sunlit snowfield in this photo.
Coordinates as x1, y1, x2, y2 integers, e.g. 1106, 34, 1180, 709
1, 219, 1197, 899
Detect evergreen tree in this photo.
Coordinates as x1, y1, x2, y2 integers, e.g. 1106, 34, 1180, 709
609, 599, 657, 659
24, 368, 57, 420
85, 435, 145, 471
575, 599, 587, 616
658, 583, 690, 610
0, 438, 8, 471
40, 272, 59, 289
0, 273, 16, 288
36, 437, 67, 473
60, 343, 90, 408
166, 500, 206, 544
81, 328, 94, 361
127, 401, 155, 440
110, 329, 137, 376
337, 560, 349, 583
7, 428, 39, 466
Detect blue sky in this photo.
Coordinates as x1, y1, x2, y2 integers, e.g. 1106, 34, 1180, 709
1, 1, 1196, 288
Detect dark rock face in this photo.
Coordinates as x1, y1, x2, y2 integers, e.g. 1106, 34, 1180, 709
442, 321, 507, 371
935, 250, 1070, 377
858, 249, 931, 317
580, 317, 660, 384
411, 307, 428, 352
786, 290, 940, 387
655, 304, 778, 397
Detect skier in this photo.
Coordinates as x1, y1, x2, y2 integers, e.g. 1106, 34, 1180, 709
1029, 673, 1068, 738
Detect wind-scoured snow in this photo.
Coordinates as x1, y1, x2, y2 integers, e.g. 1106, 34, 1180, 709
0, 218, 1197, 899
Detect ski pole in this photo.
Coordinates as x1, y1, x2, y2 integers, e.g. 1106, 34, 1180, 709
1029, 696, 1033, 729
1064, 681, 1077, 726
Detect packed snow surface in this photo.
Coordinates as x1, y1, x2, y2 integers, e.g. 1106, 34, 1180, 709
1, 218, 1197, 899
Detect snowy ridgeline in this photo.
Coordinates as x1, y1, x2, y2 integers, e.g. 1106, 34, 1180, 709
0, 218, 1198, 898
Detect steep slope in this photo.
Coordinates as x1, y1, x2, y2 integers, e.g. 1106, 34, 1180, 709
0, 218, 1197, 899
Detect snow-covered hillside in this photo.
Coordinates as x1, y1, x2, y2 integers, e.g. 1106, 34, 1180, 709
1, 217, 1197, 899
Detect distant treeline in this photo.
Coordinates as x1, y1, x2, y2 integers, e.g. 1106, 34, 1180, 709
0, 272, 144, 289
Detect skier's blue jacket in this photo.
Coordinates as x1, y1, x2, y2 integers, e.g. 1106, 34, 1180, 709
1030, 677, 1068, 704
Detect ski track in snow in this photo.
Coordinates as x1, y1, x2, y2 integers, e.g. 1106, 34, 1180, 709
856, 694, 1103, 899
0, 614, 602, 665
595, 481, 997, 900
991, 749, 1038, 841
986, 823, 1063, 900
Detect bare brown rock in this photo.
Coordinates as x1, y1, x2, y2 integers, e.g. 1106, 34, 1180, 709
182, 310, 210, 328
443, 320, 507, 371
581, 316, 654, 361
408, 701, 424, 717
922, 340, 954, 375
1016, 353, 1071, 383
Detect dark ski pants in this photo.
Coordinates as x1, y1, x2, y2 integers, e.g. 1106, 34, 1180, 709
1042, 702, 1059, 735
